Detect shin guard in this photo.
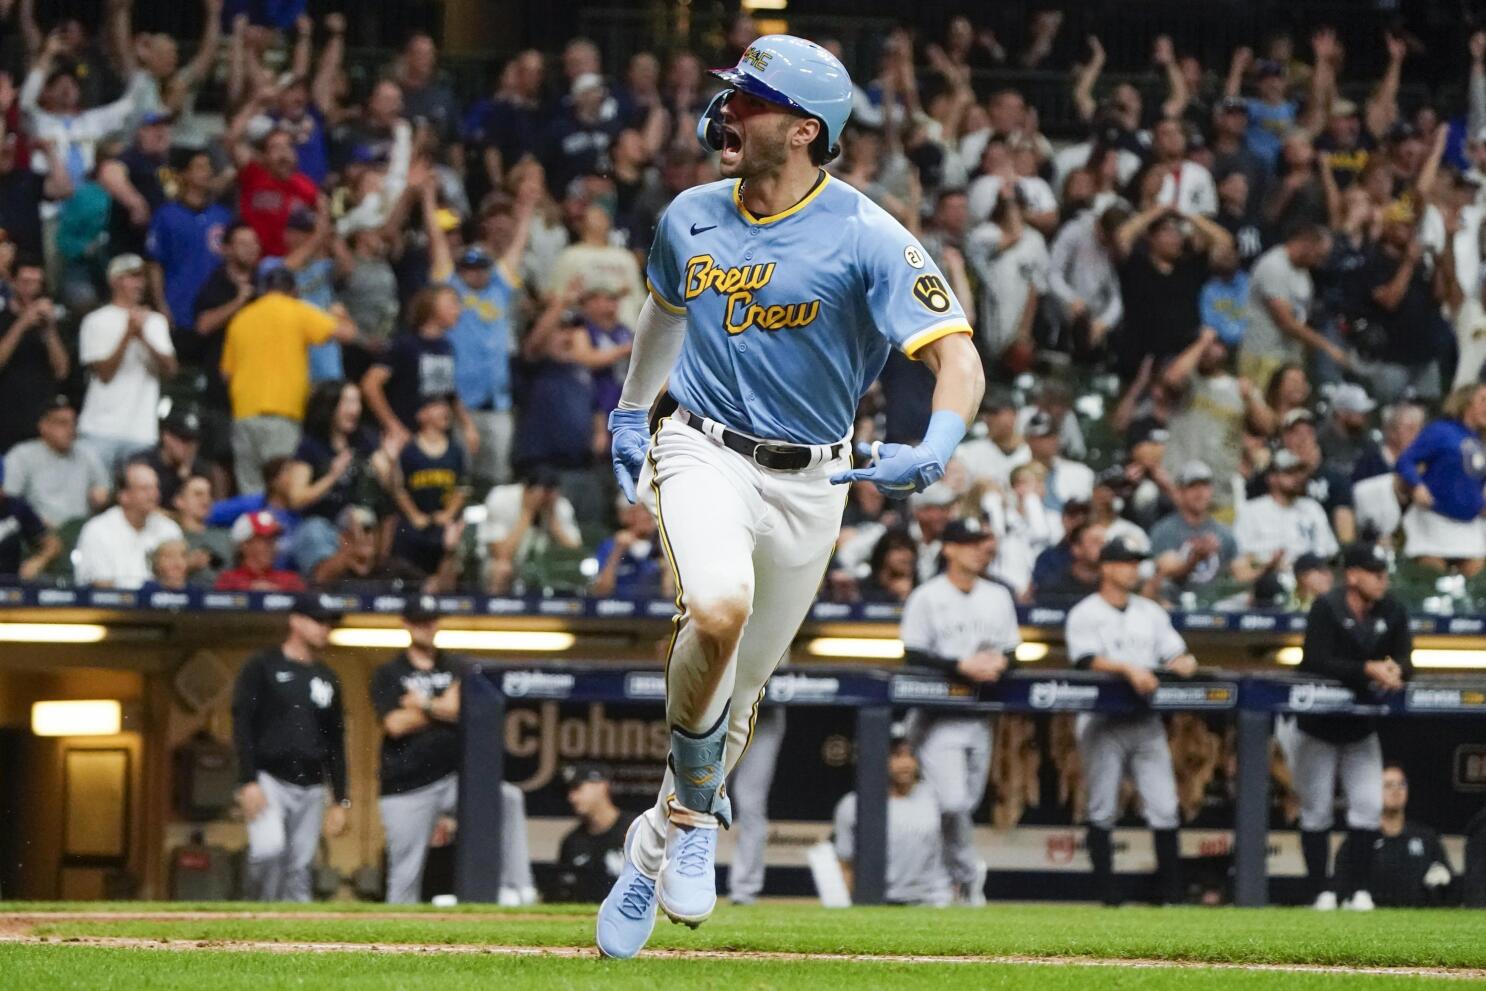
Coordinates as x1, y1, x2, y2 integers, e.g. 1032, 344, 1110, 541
667, 704, 733, 828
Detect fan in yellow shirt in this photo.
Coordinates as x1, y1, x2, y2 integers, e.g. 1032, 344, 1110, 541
221, 265, 358, 492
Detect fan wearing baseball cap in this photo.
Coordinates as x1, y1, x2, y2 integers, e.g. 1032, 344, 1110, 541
76, 253, 178, 475
214, 510, 306, 592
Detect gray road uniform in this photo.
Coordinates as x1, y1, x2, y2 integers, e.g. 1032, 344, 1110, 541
898, 574, 1020, 893
1294, 575, 1413, 903
833, 782, 952, 905
370, 651, 533, 903
726, 704, 786, 904
1064, 591, 1186, 904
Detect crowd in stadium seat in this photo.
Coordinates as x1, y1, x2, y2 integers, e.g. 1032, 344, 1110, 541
6, 4, 1486, 610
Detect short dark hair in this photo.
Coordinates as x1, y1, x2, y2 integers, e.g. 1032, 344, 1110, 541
808, 125, 833, 166
1289, 222, 1330, 244
224, 220, 256, 245
262, 456, 293, 487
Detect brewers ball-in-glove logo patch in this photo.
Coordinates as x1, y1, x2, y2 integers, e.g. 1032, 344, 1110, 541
912, 273, 951, 313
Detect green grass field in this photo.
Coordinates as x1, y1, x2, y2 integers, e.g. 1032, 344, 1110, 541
3, 901, 1485, 989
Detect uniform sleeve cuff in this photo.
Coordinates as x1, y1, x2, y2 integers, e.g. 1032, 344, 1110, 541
903, 320, 973, 359
646, 280, 686, 315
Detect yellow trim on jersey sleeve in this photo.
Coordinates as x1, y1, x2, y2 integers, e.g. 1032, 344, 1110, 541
732, 171, 832, 225
646, 279, 686, 315
902, 320, 974, 359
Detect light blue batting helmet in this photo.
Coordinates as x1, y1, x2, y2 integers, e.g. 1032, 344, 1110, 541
697, 35, 854, 161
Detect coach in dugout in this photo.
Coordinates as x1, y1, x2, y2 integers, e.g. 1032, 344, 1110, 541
370, 596, 536, 904
231, 593, 349, 901
1294, 542, 1413, 912
1335, 764, 1456, 906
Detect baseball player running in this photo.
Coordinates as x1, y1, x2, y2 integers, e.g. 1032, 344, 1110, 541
1294, 543, 1412, 911
598, 34, 982, 959
1065, 537, 1196, 906
899, 517, 1019, 904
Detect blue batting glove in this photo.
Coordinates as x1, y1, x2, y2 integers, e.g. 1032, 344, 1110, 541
830, 440, 945, 498
608, 407, 651, 503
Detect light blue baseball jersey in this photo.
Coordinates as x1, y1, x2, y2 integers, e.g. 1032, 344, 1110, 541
646, 172, 972, 445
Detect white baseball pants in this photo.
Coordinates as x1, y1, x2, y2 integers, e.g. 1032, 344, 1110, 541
630, 411, 848, 873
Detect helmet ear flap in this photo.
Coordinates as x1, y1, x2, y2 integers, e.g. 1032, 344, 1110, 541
696, 89, 732, 153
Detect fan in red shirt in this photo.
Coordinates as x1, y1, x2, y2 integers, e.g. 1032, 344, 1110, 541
233, 127, 318, 257
215, 510, 306, 592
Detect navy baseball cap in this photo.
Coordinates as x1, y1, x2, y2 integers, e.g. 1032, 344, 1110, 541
290, 592, 344, 625
1342, 543, 1390, 573
456, 245, 494, 269
1099, 537, 1149, 563
402, 594, 442, 623
285, 208, 317, 232
561, 762, 610, 788
161, 406, 202, 441
942, 518, 992, 544
1126, 418, 1170, 449
1293, 552, 1330, 576
140, 110, 175, 127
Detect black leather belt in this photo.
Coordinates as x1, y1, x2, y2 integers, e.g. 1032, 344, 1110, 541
680, 414, 845, 471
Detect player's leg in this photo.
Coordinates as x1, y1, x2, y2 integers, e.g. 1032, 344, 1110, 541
1077, 715, 1125, 906
1129, 715, 1183, 905
379, 784, 442, 904
656, 494, 839, 925
1292, 730, 1341, 907
1336, 733, 1384, 910
726, 705, 786, 904
280, 782, 329, 903
960, 719, 994, 905
601, 421, 762, 951
498, 781, 537, 901
244, 772, 290, 901
916, 718, 974, 895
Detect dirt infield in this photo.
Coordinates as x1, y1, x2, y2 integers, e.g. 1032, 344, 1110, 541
0, 910, 584, 932
4, 930, 1486, 981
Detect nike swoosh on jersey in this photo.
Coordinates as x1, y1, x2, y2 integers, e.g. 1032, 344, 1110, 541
689, 223, 717, 235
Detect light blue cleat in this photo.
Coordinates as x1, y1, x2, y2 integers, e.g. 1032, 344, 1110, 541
658, 822, 719, 927
596, 819, 658, 959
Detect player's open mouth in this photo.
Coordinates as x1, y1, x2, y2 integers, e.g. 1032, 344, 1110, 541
721, 124, 743, 160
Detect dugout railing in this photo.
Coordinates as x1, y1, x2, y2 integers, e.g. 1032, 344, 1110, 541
455, 662, 1486, 908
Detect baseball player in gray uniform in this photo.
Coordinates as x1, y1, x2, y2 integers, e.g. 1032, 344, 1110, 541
899, 517, 1019, 904
833, 726, 952, 905
1294, 542, 1412, 912
370, 597, 534, 904
725, 704, 785, 905
1064, 536, 1196, 906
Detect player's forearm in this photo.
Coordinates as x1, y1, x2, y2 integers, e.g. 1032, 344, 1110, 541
919, 332, 983, 428
902, 647, 958, 675
616, 295, 687, 411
